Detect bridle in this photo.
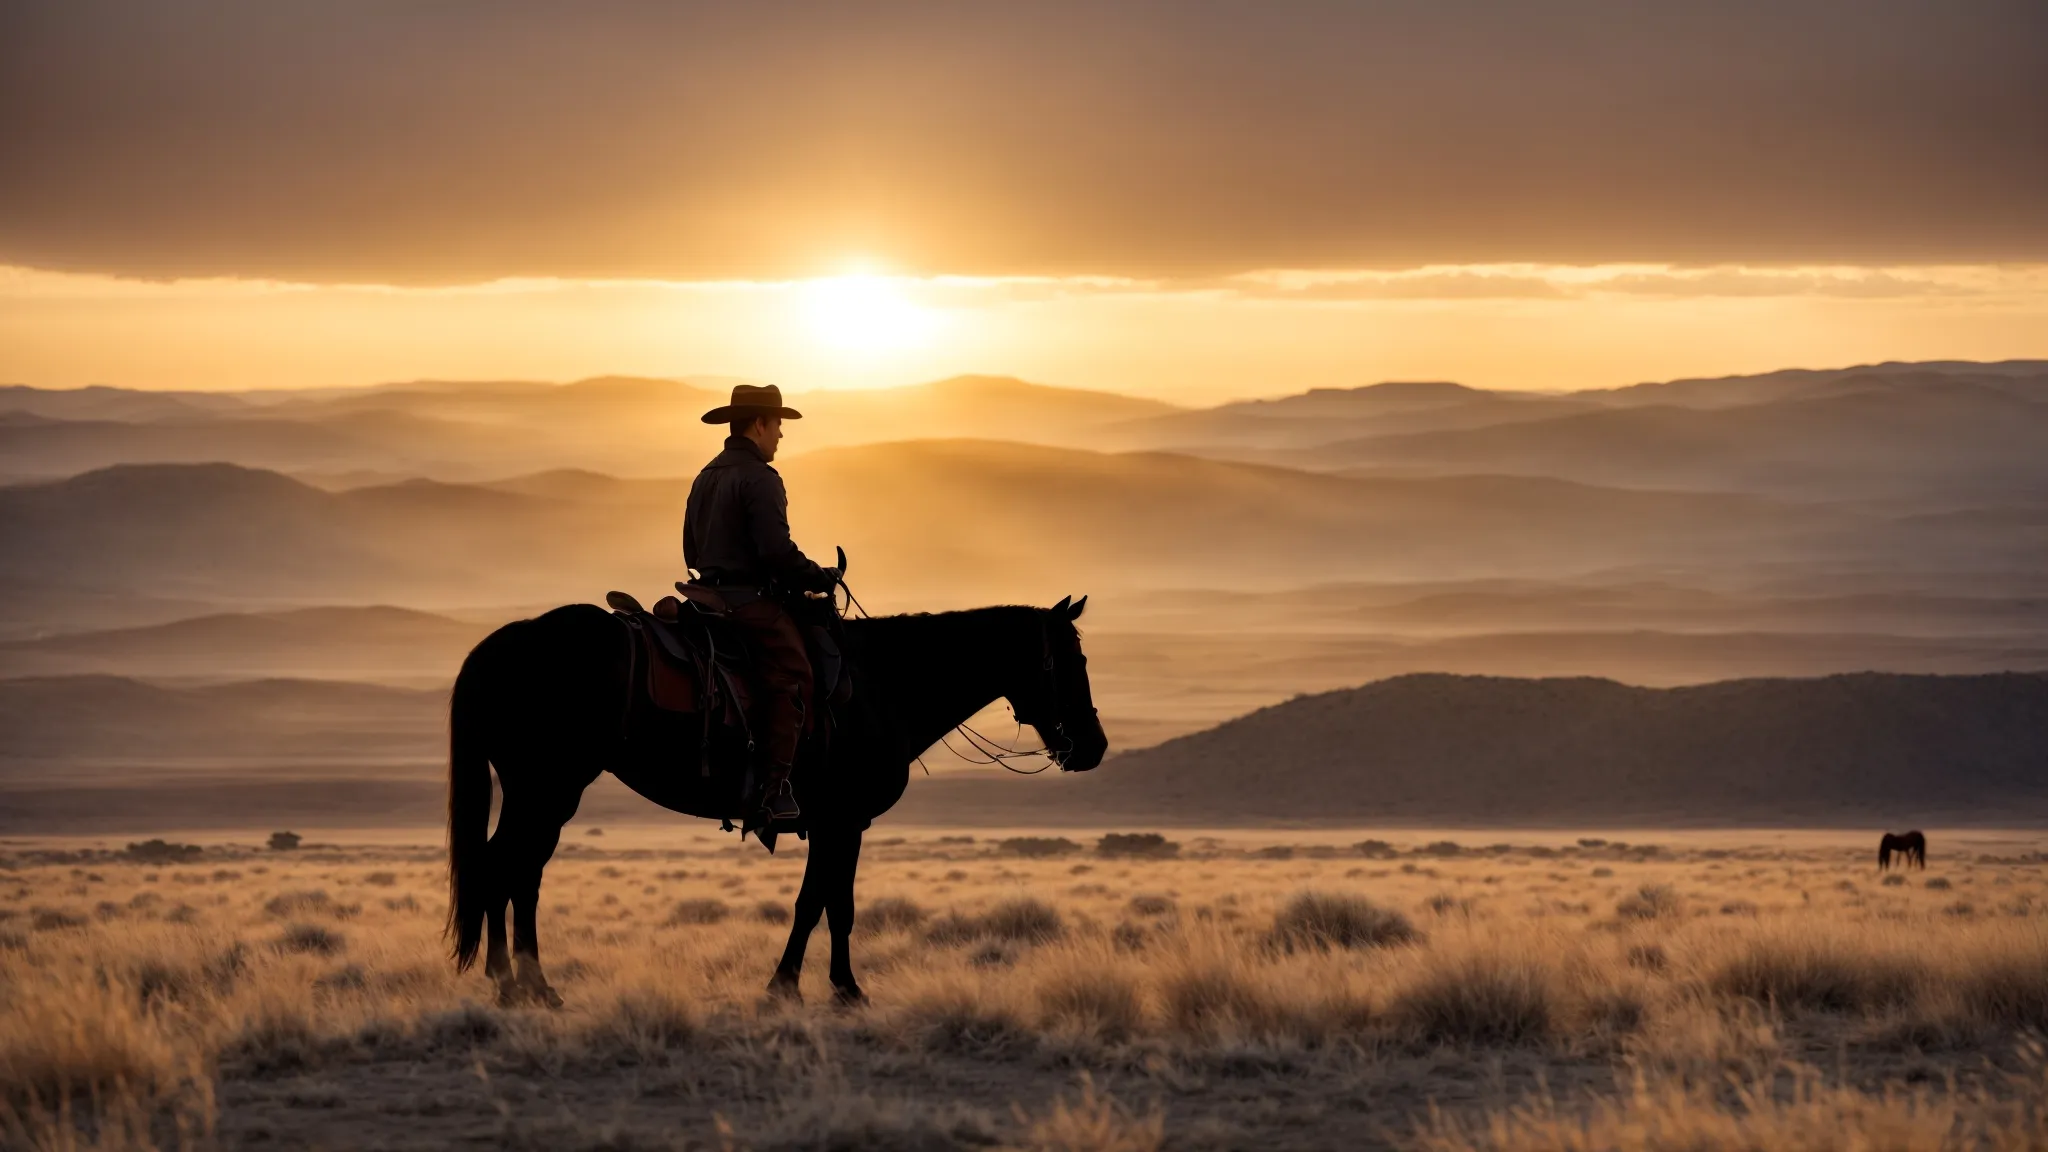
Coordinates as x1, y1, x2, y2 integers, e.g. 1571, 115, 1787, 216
950, 615, 1087, 774
837, 579, 1088, 775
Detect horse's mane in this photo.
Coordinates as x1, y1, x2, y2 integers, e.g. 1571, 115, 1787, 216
844, 605, 1070, 675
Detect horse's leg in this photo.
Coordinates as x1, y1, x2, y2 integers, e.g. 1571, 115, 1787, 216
502, 791, 574, 1008
769, 837, 833, 1001
823, 826, 867, 1005
481, 812, 516, 993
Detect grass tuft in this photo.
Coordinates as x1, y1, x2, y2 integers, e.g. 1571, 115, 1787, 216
1268, 892, 1418, 952
1390, 953, 1554, 1045
664, 899, 730, 926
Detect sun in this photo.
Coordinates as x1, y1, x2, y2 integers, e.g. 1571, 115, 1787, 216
801, 274, 938, 354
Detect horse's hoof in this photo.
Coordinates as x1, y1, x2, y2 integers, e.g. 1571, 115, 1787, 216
497, 980, 564, 1010
832, 984, 868, 1010
764, 973, 803, 1006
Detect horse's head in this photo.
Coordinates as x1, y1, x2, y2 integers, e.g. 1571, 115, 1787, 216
1006, 596, 1108, 772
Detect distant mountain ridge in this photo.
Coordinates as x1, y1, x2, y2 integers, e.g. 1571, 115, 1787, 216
7, 362, 2044, 491
0, 374, 1182, 481
0, 447, 1877, 636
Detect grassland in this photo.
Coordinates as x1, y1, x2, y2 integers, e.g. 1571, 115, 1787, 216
7, 828, 2048, 1150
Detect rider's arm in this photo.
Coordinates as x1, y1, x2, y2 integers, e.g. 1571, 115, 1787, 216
745, 468, 833, 590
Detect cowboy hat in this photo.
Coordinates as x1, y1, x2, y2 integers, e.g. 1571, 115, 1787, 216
700, 383, 803, 424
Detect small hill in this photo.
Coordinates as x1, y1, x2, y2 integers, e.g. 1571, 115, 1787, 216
0, 674, 444, 762
1055, 672, 2048, 824
0, 606, 487, 680
1592, 361, 2048, 409
1308, 381, 2048, 501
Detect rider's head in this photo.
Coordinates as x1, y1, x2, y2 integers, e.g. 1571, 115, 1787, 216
731, 414, 783, 462
703, 384, 799, 462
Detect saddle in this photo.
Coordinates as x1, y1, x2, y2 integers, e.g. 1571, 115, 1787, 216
604, 584, 851, 730
606, 588, 750, 726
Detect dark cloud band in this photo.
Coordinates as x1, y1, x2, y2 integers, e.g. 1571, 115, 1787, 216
3, 0, 2044, 282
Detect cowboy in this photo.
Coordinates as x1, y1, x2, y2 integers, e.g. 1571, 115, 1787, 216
684, 384, 837, 822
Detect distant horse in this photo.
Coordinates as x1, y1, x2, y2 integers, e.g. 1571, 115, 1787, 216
1878, 830, 1927, 871
445, 597, 1106, 1008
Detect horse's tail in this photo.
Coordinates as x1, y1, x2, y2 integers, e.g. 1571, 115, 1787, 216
446, 626, 511, 972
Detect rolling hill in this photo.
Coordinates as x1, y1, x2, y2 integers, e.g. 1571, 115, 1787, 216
0, 375, 1183, 481
1307, 379, 2048, 501
0, 447, 1865, 633
1035, 671, 2048, 825
0, 606, 487, 681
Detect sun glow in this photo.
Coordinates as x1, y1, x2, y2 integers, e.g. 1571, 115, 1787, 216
800, 274, 939, 354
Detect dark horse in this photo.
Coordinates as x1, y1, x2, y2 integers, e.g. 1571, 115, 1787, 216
445, 596, 1106, 1007
1878, 830, 1927, 871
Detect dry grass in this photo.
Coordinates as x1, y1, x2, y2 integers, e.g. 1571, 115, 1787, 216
6, 831, 2048, 1147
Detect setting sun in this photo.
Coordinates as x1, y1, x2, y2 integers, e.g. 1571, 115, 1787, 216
800, 274, 938, 354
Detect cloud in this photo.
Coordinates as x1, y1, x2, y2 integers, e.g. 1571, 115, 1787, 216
1216, 265, 2036, 302
4, 0, 2046, 282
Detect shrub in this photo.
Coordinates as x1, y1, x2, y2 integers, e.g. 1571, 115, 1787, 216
1626, 944, 1669, 973
997, 837, 1080, 858
1418, 841, 1465, 858
267, 831, 302, 852
1711, 936, 1924, 1013
1096, 833, 1180, 859
1269, 892, 1419, 952
896, 984, 1028, 1054
1391, 954, 1554, 1045
1035, 971, 1144, 1042
1616, 883, 1682, 920
362, 872, 397, 887
1163, 963, 1279, 1039
276, 923, 346, 956
1956, 951, 2048, 1030
858, 896, 928, 933
31, 908, 88, 931
1251, 845, 1294, 860
925, 899, 1064, 946
588, 989, 694, 1057
264, 890, 355, 919
1126, 894, 1176, 917
1425, 893, 1469, 916
664, 899, 729, 925
1355, 839, 1397, 858
979, 899, 1064, 943
1926, 877, 1952, 890
753, 900, 792, 925
122, 839, 203, 863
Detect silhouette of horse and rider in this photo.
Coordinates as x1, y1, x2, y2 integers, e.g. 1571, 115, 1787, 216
445, 385, 1108, 1007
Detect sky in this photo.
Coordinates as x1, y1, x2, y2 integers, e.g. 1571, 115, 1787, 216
2, 0, 2044, 399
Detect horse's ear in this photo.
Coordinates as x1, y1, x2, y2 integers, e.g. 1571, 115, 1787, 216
1051, 595, 1071, 615
1067, 595, 1088, 620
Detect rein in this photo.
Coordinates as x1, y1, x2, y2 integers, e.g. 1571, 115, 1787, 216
838, 580, 1071, 774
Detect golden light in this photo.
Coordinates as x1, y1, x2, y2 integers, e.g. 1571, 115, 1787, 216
800, 274, 938, 354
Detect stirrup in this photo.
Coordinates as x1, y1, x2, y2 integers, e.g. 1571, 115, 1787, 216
760, 779, 801, 822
